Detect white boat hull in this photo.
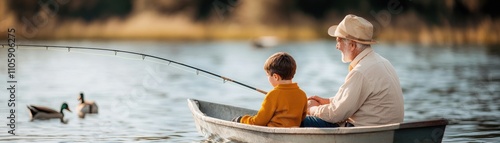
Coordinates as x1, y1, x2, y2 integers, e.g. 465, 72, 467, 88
187, 99, 447, 143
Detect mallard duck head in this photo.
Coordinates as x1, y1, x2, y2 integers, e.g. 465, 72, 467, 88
78, 92, 85, 103
61, 102, 72, 113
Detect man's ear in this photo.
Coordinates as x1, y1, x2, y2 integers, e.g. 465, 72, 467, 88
349, 40, 356, 52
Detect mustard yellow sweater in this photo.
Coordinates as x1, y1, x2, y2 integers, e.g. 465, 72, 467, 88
240, 83, 307, 127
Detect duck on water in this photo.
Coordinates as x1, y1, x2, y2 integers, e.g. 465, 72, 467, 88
76, 92, 98, 118
27, 102, 71, 123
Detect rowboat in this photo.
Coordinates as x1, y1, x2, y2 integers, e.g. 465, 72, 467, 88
187, 98, 448, 143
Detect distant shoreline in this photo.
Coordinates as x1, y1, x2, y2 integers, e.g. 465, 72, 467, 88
1, 12, 498, 46
1, 26, 498, 47
2, 0, 499, 46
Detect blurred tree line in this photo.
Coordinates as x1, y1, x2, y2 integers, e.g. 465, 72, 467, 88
3, 0, 500, 44
8, 0, 500, 26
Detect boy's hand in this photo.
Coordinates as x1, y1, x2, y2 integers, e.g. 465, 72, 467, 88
231, 116, 242, 123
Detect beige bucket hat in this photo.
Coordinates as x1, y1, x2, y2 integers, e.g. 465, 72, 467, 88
328, 14, 376, 45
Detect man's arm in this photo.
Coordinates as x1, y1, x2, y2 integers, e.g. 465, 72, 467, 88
309, 71, 372, 123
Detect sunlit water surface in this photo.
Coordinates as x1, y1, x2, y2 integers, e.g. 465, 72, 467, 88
0, 41, 498, 142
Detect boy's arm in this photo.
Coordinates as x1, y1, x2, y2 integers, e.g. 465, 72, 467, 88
239, 92, 277, 126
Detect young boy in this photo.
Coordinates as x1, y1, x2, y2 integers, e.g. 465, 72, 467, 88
232, 52, 307, 127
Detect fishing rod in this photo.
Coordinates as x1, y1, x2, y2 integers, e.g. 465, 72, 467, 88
1, 44, 268, 95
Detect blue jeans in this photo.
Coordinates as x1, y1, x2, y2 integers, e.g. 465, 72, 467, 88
301, 116, 340, 127
301, 116, 355, 128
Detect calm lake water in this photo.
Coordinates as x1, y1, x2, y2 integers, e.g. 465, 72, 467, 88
0, 41, 499, 142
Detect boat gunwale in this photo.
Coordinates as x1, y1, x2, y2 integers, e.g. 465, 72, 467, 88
187, 99, 449, 135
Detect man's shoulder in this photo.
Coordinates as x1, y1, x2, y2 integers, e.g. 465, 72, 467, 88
356, 52, 392, 70
349, 54, 397, 84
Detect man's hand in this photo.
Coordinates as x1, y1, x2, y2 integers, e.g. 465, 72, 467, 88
307, 99, 320, 115
307, 95, 330, 105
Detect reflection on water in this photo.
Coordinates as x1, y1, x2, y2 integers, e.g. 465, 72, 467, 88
486, 44, 500, 56
0, 41, 498, 142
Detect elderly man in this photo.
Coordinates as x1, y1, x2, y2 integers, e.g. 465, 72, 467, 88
301, 14, 404, 127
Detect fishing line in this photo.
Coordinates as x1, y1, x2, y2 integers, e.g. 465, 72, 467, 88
48, 47, 227, 86
1, 44, 268, 95
144, 58, 223, 83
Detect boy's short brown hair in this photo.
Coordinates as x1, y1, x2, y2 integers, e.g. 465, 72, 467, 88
264, 52, 296, 80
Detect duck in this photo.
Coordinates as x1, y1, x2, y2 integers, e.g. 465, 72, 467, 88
77, 92, 98, 118
252, 36, 278, 48
27, 102, 71, 122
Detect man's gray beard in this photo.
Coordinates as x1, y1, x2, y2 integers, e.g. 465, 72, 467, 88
341, 50, 352, 63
